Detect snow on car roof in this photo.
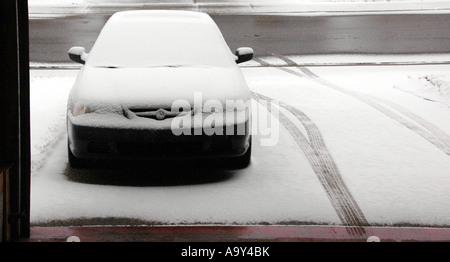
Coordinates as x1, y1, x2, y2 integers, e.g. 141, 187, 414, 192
109, 10, 213, 23
86, 10, 236, 68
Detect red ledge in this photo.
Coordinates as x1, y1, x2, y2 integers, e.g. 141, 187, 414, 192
23, 225, 450, 242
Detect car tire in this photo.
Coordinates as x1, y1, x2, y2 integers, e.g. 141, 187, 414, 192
230, 137, 252, 168
68, 141, 86, 168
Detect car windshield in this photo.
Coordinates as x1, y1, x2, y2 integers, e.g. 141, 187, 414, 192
86, 15, 236, 68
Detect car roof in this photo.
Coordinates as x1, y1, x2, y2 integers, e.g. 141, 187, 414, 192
108, 10, 214, 24
86, 10, 236, 68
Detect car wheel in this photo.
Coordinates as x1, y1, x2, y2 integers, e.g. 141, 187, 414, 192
68, 141, 86, 168
230, 137, 252, 168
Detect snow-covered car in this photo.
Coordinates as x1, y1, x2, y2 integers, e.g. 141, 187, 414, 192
66, 10, 253, 168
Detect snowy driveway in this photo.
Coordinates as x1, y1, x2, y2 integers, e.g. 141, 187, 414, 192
30, 61, 450, 231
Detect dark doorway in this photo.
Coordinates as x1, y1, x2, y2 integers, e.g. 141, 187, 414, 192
0, 0, 31, 241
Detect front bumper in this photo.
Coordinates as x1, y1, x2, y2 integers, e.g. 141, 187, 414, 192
67, 113, 251, 161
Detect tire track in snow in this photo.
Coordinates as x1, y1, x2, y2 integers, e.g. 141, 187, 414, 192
267, 53, 450, 157
252, 57, 270, 67
252, 57, 305, 78
252, 92, 369, 236
374, 97, 450, 150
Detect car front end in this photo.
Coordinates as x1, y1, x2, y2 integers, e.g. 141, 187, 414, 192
67, 101, 251, 161
67, 66, 252, 165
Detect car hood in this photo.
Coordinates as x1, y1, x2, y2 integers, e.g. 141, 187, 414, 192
69, 66, 251, 110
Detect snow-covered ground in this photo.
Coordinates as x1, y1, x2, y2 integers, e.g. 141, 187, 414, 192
30, 70, 74, 172
30, 61, 450, 227
31, 69, 338, 225
394, 74, 450, 108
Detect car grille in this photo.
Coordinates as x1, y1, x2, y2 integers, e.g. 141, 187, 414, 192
126, 107, 192, 120
128, 107, 172, 113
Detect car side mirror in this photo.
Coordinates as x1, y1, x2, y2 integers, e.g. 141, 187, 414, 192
68, 46, 89, 64
235, 47, 253, 64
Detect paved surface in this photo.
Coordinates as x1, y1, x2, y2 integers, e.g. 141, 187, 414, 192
27, 0, 450, 15
29, 13, 450, 63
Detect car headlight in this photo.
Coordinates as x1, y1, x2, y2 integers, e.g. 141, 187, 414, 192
71, 102, 124, 117
72, 104, 87, 117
